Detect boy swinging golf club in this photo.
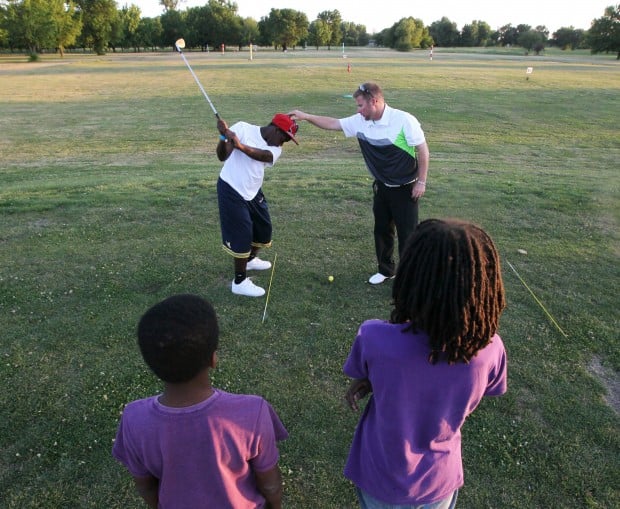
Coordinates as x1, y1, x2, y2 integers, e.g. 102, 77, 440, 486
174, 37, 299, 297
216, 114, 299, 297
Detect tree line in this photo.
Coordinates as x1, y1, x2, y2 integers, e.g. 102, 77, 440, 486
1, 0, 618, 58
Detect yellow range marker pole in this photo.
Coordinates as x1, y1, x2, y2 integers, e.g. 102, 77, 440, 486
506, 261, 568, 338
261, 252, 277, 324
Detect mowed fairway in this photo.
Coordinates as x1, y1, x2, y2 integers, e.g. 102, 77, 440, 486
0, 47, 618, 508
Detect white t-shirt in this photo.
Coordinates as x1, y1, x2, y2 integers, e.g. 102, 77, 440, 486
219, 121, 282, 200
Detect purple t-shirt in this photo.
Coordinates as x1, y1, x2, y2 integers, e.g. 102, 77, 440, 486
343, 319, 507, 505
112, 389, 288, 509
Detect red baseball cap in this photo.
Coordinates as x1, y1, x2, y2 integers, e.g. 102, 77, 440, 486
271, 113, 299, 145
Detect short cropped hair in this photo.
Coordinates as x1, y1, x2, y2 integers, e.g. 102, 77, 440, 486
137, 294, 219, 383
391, 219, 506, 364
353, 82, 384, 100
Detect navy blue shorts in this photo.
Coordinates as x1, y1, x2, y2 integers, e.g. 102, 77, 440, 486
217, 178, 272, 258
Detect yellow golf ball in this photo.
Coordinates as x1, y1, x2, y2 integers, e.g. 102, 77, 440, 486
328, 275, 334, 282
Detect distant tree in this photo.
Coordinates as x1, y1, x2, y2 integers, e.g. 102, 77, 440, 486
184, 1, 241, 50
386, 16, 431, 51
256, 15, 269, 46
113, 4, 141, 51
159, 7, 184, 48
259, 8, 307, 51
239, 16, 259, 48
373, 27, 388, 47
552, 26, 586, 49
207, 0, 241, 48
460, 20, 494, 47
460, 22, 477, 46
135, 16, 163, 50
317, 10, 342, 49
357, 25, 370, 46
6, 0, 55, 53
3, 0, 81, 55
108, 7, 123, 51
475, 20, 493, 46
518, 29, 546, 54
588, 4, 620, 59
429, 17, 459, 47
159, 0, 178, 12
308, 18, 330, 49
0, 34, 6, 50
535, 25, 550, 40
180, 4, 203, 47
489, 29, 501, 46
341, 21, 368, 47
575, 29, 588, 49
497, 24, 519, 46
77, 0, 118, 54
54, 0, 82, 56
0, 5, 7, 49
390, 18, 409, 50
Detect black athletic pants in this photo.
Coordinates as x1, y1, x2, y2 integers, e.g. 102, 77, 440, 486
372, 180, 418, 277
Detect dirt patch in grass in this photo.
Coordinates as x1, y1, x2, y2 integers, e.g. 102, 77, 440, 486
589, 355, 620, 415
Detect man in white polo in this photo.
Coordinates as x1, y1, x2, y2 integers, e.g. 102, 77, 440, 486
290, 83, 429, 284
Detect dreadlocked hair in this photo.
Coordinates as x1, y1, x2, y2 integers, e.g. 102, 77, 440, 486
391, 219, 506, 365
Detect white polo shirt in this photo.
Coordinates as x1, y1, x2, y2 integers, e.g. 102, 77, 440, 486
339, 105, 425, 186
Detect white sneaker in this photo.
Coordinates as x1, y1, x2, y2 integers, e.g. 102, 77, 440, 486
232, 278, 265, 297
246, 257, 272, 271
368, 272, 395, 285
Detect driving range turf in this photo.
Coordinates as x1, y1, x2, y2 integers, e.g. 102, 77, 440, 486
0, 47, 618, 507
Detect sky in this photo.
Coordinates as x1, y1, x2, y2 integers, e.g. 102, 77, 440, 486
127, 0, 611, 35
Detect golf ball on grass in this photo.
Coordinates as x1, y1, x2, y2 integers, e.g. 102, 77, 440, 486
328, 275, 334, 282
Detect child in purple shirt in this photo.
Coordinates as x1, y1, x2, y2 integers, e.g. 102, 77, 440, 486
344, 219, 508, 509
112, 294, 288, 508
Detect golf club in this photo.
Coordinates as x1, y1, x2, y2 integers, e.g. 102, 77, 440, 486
174, 38, 220, 119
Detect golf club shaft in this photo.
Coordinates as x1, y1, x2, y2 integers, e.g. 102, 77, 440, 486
178, 50, 220, 119
262, 253, 277, 323
506, 261, 568, 337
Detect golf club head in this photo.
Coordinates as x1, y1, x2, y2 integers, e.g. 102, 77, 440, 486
175, 38, 185, 52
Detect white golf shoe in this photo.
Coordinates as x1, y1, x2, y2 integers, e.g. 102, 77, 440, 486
368, 272, 395, 285
246, 257, 272, 271
232, 278, 265, 297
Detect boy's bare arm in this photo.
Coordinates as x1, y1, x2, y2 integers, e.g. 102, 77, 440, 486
132, 474, 159, 508
255, 465, 283, 509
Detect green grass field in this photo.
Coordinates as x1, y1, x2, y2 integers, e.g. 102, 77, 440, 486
1, 47, 618, 508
